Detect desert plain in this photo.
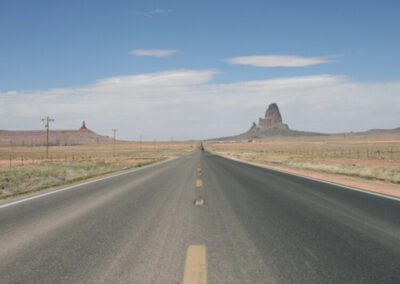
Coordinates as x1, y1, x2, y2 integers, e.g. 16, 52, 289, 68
0, 141, 195, 199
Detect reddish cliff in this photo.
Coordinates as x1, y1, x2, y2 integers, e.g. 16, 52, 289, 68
0, 121, 113, 145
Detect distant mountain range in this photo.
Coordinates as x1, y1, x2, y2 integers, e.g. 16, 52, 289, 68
342, 127, 400, 136
0, 121, 113, 146
213, 103, 399, 140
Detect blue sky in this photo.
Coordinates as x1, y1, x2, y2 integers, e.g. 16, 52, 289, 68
1, 0, 399, 140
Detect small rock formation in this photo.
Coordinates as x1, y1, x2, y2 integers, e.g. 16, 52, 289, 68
79, 121, 88, 131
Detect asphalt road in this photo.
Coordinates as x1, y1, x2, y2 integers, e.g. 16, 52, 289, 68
0, 150, 399, 283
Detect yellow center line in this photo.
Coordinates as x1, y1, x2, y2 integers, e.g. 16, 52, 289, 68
183, 245, 207, 284
196, 179, 203, 187
195, 199, 205, 206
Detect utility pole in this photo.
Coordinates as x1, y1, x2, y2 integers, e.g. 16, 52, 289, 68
139, 134, 142, 152
112, 129, 117, 156
42, 116, 55, 159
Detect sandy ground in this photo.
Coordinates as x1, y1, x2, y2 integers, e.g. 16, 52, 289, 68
222, 154, 400, 198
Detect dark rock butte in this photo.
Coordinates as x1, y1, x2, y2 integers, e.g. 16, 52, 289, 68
258, 103, 283, 128
214, 103, 327, 140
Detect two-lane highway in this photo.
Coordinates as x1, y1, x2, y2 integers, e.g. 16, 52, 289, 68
0, 150, 399, 283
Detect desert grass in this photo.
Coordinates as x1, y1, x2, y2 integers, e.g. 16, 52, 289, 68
206, 135, 400, 184
0, 141, 195, 199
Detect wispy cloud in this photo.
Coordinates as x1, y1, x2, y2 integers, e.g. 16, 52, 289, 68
1, 70, 399, 140
225, 55, 339, 67
135, 9, 174, 17
131, 49, 179, 57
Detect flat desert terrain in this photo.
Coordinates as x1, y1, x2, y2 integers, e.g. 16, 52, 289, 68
0, 141, 195, 199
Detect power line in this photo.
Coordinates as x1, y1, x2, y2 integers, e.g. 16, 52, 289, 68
111, 129, 117, 156
41, 116, 55, 159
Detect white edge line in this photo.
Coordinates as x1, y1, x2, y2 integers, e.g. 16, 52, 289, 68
213, 152, 400, 202
0, 154, 187, 209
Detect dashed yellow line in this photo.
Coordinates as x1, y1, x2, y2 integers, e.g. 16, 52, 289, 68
194, 199, 205, 206
196, 179, 203, 187
197, 167, 202, 172
183, 245, 207, 284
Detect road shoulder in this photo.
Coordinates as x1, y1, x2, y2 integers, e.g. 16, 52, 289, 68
217, 153, 400, 199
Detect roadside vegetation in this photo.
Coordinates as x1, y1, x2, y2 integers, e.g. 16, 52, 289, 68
0, 141, 195, 199
206, 135, 400, 184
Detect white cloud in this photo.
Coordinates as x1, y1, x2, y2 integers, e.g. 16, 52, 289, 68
1, 70, 399, 140
131, 49, 179, 57
225, 55, 339, 67
135, 9, 174, 17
